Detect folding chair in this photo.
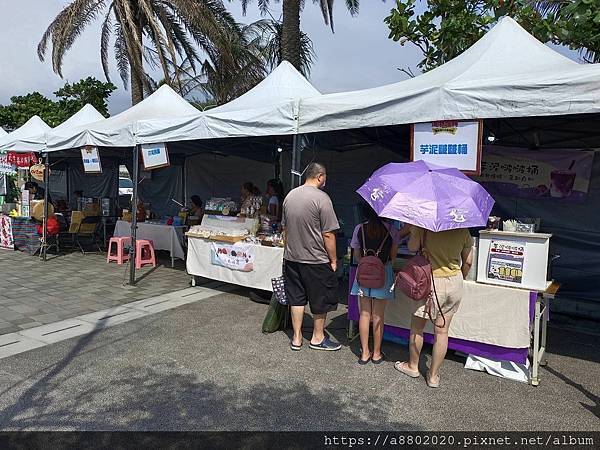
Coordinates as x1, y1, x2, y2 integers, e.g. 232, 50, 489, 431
67, 215, 102, 254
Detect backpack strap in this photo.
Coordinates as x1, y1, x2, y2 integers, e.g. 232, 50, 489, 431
375, 231, 390, 257
360, 225, 369, 257
361, 224, 390, 257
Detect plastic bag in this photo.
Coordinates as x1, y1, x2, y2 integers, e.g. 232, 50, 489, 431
261, 294, 287, 334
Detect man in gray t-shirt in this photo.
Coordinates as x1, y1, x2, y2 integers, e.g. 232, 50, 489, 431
283, 162, 341, 352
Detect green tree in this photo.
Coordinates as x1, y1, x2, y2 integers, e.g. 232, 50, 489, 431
385, 0, 545, 72
533, 0, 600, 62
0, 78, 115, 129
237, 0, 359, 73
38, 0, 253, 105
0, 92, 61, 128
54, 77, 116, 118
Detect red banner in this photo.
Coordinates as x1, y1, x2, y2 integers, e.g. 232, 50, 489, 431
6, 152, 38, 167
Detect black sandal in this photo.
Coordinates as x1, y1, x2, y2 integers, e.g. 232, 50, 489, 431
372, 352, 386, 364
358, 354, 372, 365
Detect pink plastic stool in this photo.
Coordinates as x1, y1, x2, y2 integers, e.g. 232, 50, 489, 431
107, 236, 131, 265
135, 239, 156, 269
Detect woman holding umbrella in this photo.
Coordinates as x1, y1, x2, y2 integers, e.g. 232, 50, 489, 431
395, 226, 474, 387
357, 160, 494, 388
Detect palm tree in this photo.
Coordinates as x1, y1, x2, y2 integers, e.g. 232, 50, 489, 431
38, 0, 250, 105
531, 0, 599, 62
237, 0, 359, 71
158, 18, 314, 104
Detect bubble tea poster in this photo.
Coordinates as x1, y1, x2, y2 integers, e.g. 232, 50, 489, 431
474, 147, 594, 203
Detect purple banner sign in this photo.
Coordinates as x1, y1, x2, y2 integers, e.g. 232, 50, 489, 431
474, 146, 594, 203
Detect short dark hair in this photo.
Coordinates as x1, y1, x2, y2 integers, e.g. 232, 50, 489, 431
305, 162, 326, 180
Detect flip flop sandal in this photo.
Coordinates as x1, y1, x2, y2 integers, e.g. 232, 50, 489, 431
394, 361, 420, 378
372, 352, 386, 364
357, 354, 372, 365
426, 371, 440, 388
290, 340, 303, 351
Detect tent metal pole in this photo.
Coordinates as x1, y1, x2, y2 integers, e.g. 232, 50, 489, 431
42, 153, 49, 262
182, 157, 187, 207
129, 145, 139, 286
291, 134, 298, 189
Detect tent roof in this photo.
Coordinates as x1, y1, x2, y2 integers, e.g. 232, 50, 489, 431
0, 105, 105, 153
0, 127, 7, 137
210, 61, 321, 113
53, 103, 105, 133
298, 17, 600, 133
0, 115, 51, 152
135, 61, 322, 145
47, 84, 199, 151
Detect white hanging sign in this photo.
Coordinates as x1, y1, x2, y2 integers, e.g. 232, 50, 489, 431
411, 120, 482, 175
81, 146, 102, 173
141, 143, 170, 170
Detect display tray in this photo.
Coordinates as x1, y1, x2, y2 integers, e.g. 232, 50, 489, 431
185, 232, 246, 243
209, 235, 246, 243
203, 210, 240, 217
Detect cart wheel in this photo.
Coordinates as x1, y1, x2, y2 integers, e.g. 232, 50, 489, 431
190, 276, 196, 287
540, 359, 548, 367
531, 379, 540, 387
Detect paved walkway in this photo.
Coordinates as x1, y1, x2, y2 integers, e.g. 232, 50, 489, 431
0, 290, 597, 431
0, 250, 190, 335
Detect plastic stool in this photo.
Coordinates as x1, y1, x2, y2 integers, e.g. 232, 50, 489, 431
107, 237, 131, 265
135, 239, 156, 269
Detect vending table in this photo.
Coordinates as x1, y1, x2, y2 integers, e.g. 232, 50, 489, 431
186, 236, 284, 291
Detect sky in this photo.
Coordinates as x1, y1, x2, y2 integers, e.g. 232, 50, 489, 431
0, 1, 580, 116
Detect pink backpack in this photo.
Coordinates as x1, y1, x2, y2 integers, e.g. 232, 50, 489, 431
356, 226, 390, 289
393, 231, 432, 301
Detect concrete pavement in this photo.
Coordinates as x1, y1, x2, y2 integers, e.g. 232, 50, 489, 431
0, 290, 597, 431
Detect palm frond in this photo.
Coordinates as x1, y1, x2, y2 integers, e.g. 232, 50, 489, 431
531, 0, 570, 16
100, 3, 114, 83
38, 0, 106, 76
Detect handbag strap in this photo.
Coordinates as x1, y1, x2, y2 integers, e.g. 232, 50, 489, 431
420, 229, 446, 329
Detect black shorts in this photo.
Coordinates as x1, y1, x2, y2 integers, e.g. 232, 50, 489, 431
283, 260, 339, 315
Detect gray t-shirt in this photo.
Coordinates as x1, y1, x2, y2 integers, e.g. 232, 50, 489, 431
283, 185, 339, 264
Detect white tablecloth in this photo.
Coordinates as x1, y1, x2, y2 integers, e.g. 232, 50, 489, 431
186, 237, 283, 291
114, 220, 185, 260
384, 281, 532, 349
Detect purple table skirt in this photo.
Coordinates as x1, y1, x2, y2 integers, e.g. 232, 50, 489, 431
348, 266, 534, 365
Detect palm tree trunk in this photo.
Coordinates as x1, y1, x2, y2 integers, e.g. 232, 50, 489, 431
281, 0, 302, 71
130, 5, 144, 105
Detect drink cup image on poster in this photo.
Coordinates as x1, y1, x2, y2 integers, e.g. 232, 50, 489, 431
81, 146, 102, 173
487, 240, 525, 284
141, 143, 169, 170
411, 120, 482, 174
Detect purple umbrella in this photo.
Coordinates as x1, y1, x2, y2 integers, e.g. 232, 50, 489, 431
357, 160, 495, 232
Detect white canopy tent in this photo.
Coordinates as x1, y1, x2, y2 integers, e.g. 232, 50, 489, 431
0, 116, 51, 153
46, 85, 199, 151
298, 17, 600, 134
135, 61, 321, 144
0, 127, 7, 136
